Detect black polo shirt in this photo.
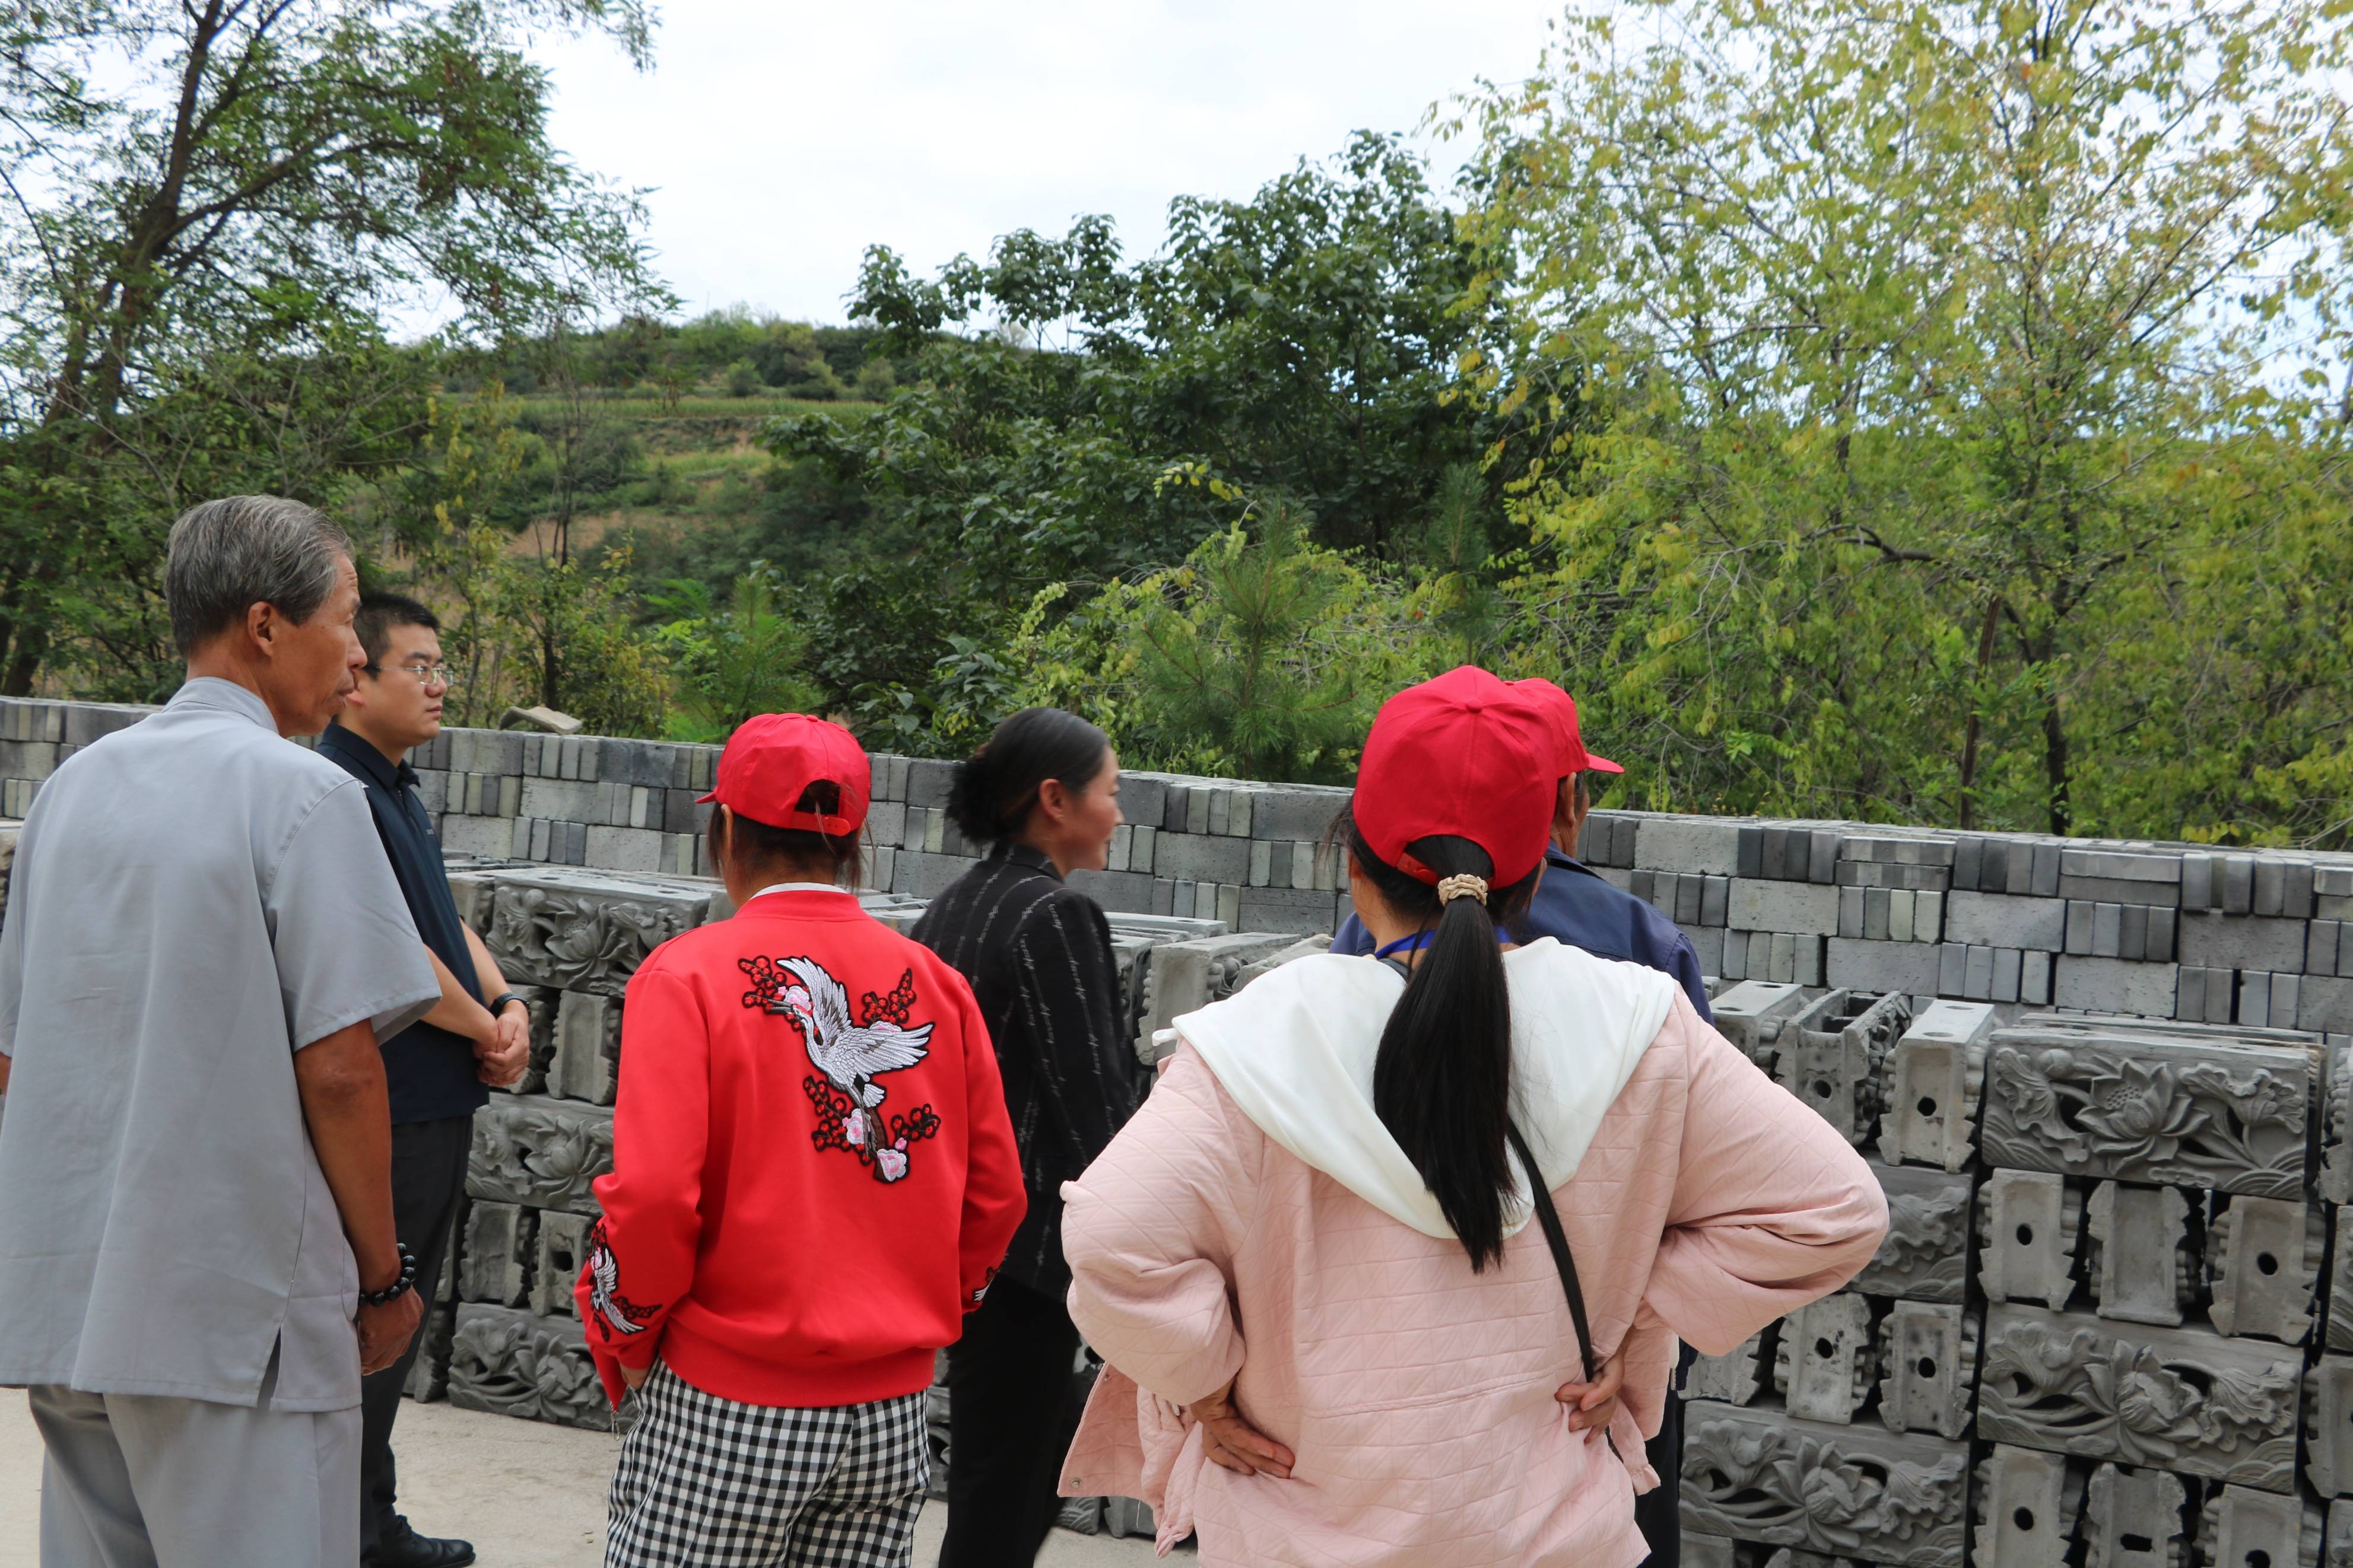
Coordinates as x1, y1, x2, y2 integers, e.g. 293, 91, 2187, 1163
316, 723, 490, 1125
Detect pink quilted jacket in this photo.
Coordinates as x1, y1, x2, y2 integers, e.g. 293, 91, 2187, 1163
1057, 992, 1887, 1565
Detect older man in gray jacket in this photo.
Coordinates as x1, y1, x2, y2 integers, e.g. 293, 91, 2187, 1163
0, 497, 442, 1566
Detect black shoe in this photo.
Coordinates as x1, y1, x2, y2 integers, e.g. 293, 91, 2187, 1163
368, 1516, 477, 1568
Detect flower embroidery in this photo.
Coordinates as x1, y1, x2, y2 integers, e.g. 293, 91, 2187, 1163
750, 954, 944, 1184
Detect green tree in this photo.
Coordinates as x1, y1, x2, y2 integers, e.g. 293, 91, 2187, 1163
769, 132, 1530, 741
1456, 0, 2353, 837
1017, 494, 1431, 782
0, 0, 665, 690
647, 564, 821, 741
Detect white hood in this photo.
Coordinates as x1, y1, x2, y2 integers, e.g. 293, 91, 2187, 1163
1174, 940, 1679, 1241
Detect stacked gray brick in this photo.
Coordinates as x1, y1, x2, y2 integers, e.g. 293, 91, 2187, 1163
18, 693, 2353, 1554
1683, 991, 1982, 1568
1688, 990, 2353, 1568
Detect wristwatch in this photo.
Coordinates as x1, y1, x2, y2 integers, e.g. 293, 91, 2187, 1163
488, 991, 530, 1020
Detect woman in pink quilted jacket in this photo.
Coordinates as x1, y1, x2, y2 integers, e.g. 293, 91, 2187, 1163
1056, 666, 1888, 1566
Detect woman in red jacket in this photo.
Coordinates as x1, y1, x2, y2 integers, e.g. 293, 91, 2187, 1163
578, 714, 1027, 1568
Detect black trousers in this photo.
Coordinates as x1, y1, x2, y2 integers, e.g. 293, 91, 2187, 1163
1633, 1386, 1683, 1568
935, 1274, 1086, 1568
358, 1114, 475, 1555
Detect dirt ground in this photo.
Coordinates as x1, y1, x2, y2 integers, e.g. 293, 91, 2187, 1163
0, 1388, 1163, 1566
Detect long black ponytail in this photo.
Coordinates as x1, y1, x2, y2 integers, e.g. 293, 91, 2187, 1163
1339, 803, 1541, 1272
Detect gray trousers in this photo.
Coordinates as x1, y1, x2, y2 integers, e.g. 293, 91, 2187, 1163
27, 1358, 360, 1567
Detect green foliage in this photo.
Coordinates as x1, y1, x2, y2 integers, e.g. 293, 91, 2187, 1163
0, 0, 667, 691
1015, 505, 1430, 782
475, 549, 665, 736
767, 132, 1526, 741
723, 360, 762, 398
1452, 0, 2353, 841
647, 565, 821, 741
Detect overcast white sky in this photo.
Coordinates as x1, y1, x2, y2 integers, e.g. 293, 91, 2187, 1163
529, 1, 1559, 326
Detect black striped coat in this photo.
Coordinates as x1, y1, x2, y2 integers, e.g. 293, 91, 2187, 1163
911, 843, 1137, 1290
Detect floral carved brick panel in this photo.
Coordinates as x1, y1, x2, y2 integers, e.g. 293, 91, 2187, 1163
485, 875, 703, 995
446, 1303, 610, 1431
466, 1093, 614, 1216
1976, 1305, 2303, 1492
1852, 1163, 1974, 1303
1980, 1026, 2312, 1197
1680, 1402, 1969, 1568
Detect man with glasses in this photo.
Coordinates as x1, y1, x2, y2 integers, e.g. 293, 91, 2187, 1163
317, 592, 531, 1568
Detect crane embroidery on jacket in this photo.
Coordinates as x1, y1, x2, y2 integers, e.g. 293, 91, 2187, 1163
584, 1220, 659, 1340
741, 955, 942, 1182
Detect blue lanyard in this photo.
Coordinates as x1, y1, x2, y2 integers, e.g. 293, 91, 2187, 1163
1372, 928, 1507, 960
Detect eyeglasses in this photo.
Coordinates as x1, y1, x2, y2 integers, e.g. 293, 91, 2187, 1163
367, 662, 455, 690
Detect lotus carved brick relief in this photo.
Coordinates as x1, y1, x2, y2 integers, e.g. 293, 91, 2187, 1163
446, 1303, 609, 1431
467, 1094, 613, 1216
1680, 1404, 1968, 1568
486, 877, 698, 994
1976, 1306, 2301, 1491
1980, 1028, 2311, 1197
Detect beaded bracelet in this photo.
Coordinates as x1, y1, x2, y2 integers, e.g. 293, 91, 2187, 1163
359, 1241, 417, 1308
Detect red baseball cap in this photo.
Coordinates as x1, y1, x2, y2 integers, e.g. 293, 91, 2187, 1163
1353, 666, 1555, 887
698, 713, 870, 836
1512, 678, 1623, 776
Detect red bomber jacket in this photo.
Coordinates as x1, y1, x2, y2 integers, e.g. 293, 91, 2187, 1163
576, 886, 1026, 1408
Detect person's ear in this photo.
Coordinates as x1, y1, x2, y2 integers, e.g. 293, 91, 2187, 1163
716, 804, 733, 862
245, 599, 278, 659
1036, 777, 1069, 824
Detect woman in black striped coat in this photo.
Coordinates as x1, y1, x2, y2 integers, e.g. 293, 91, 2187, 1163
912, 707, 1136, 1568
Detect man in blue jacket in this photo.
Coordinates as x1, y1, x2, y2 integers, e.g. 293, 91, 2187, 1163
1332, 677, 1709, 1568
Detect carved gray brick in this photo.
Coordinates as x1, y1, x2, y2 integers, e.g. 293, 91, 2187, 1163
1978, 1306, 2302, 1491
2325, 1042, 2353, 1205
1132, 932, 1301, 1061
2197, 1483, 2322, 1568
1680, 1404, 1968, 1567
456, 1201, 535, 1307
1776, 989, 1910, 1148
531, 1210, 593, 1320
1979, 1024, 2312, 1197
2308, 1359, 2353, 1497
1685, 1533, 1741, 1568
1972, 1443, 2081, 1568
403, 1305, 454, 1403
2208, 1194, 2323, 1344
2330, 1208, 2353, 1354
485, 873, 707, 994
1774, 1292, 1881, 1424
2329, 1499, 2353, 1568
1852, 1164, 1973, 1303
2084, 1182, 2194, 1327
1686, 1330, 1773, 1407
2085, 1462, 2190, 1568
1979, 1169, 2082, 1309
1712, 981, 1814, 1069
468, 1094, 613, 1215
1228, 936, 1332, 994
446, 1303, 609, 1431
1878, 1300, 1977, 1439
551, 990, 622, 1105
447, 869, 499, 931
1882, 1001, 1997, 1172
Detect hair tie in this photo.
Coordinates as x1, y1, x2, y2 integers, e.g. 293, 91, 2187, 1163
1437, 873, 1490, 905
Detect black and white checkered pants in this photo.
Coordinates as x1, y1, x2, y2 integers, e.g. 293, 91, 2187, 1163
606, 1363, 931, 1568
